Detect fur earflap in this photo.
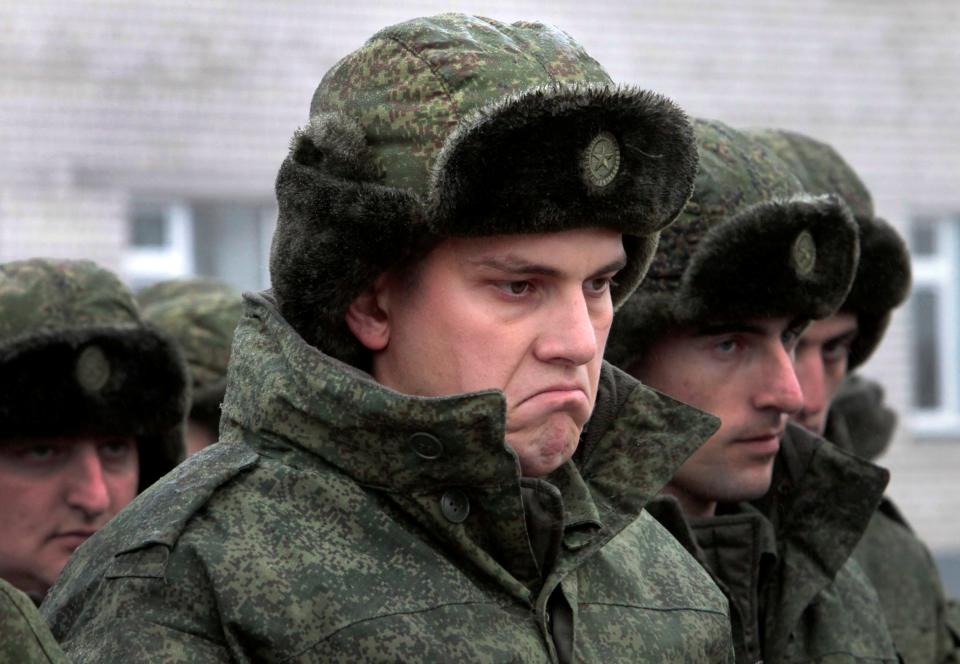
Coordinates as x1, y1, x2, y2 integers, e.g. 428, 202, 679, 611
606, 195, 860, 372
429, 84, 697, 239
843, 216, 912, 369
0, 326, 188, 489
675, 194, 859, 324
270, 112, 428, 367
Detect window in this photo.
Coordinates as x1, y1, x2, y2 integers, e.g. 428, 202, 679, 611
124, 202, 194, 291
909, 215, 960, 435
124, 200, 276, 293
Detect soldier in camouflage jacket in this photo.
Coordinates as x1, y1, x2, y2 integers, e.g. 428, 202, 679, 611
43, 14, 735, 662
607, 118, 899, 663
750, 127, 959, 663
0, 258, 187, 603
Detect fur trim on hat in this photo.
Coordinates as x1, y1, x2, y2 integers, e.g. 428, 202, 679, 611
676, 194, 858, 324
271, 84, 697, 366
607, 194, 859, 370
842, 216, 912, 370
0, 326, 187, 489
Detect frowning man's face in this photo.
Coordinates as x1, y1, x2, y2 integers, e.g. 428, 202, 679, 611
348, 227, 626, 477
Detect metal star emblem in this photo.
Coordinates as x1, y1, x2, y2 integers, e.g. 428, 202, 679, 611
582, 131, 621, 189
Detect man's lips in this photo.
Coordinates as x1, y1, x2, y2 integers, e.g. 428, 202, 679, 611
50, 531, 96, 547
517, 384, 587, 407
735, 430, 783, 452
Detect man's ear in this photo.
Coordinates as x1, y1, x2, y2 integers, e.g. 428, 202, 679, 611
345, 274, 390, 351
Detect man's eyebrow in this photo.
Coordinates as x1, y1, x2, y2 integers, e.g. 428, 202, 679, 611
695, 322, 766, 336
826, 327, 859, 344
467, 254, 628, 277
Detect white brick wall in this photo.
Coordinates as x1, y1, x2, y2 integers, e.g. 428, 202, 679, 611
2, 0, 959, 556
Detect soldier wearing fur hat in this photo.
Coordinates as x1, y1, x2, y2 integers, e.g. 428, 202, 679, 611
43, 14, 735, 662
0, 258, 187, 604
751, 127, 959, 663
138, 277, 242, 456
607, 118, 899, 663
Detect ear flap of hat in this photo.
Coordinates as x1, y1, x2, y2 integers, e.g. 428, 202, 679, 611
675, 194, 859, 325
844, 216, 912, 369
270, 112, 428, 366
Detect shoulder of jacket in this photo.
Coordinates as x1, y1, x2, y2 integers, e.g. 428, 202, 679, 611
105, 443, 260, 578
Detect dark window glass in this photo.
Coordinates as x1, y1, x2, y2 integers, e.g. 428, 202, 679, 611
911, 217, 937, 256
912, 288, 941, 409
130, 204, 168, 247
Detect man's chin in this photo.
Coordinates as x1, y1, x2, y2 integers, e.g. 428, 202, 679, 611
508, 418, 582, 477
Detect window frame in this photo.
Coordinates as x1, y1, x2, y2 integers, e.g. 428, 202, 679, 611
910, 215, 960, 436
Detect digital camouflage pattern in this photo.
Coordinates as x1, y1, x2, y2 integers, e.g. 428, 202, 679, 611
138, 277, 242, 428
0, 579, 66, 664
826, 375, 960, 663
648, 423, 898, 663
606, 118, 859, 370
44, 292, 735, 663
313, 14, 612, 194
747, 128, 874, 221
0, 258, 187, 489
0, 258, 139, 339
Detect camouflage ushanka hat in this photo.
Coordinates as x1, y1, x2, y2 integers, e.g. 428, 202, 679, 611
606, 118, 860, 370
138, 278, 242, 432
270, 13, 700, 367
0, 258, 187, 489
748, 128, 911, 370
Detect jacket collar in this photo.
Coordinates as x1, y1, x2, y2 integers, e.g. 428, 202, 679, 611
753, 422, 889, 652
223, 291, 717, 499
221, 292, 719, 599
649, 423, 888, 661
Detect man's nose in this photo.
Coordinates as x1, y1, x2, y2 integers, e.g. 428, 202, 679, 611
535, 291, 600, 366
753, 344, 804, 416
65, 446, 111, 519
793, 348, 828, 427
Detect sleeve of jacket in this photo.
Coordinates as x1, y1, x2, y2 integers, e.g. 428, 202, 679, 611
53, 541, 233, 663
0, 580, 68, 664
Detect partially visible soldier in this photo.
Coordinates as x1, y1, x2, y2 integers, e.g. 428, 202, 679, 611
751, 127, 959, 663
42, 15, 735, 662
0, 578, 67, 663
0, 258, 188, 604
606, 118, 899, 663
138, 277, 242, 455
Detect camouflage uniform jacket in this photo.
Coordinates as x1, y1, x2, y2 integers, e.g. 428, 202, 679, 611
0, 579, 67, 664
826, 375, 959, 663
43, 291, 734, 663
648, 423, 898, 663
